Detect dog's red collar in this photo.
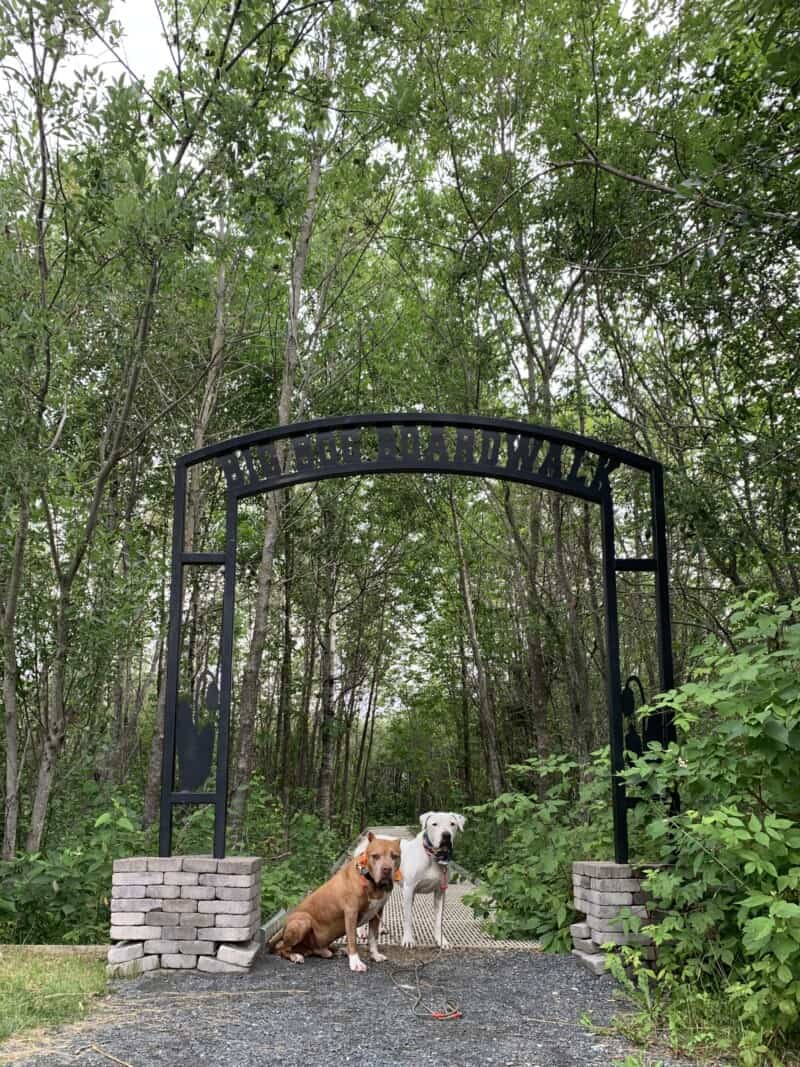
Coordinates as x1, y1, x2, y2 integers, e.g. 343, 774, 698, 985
421, 840, 451, 891
423, 833, 452, 890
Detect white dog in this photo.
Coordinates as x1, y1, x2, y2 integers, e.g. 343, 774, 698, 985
400, 811, 465, 949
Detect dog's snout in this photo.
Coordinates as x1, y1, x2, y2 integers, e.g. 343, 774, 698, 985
441, 830, 452, 841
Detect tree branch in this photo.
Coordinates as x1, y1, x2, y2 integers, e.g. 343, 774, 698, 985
566, 132, 799, 227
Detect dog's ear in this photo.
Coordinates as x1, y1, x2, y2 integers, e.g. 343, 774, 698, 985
419, 812, 434, 829
367, 831, 375, 842
452, 813, 466, 831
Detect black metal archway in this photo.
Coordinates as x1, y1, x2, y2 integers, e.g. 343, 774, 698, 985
159, 413, 676, 862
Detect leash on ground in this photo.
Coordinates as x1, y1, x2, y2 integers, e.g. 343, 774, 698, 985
386, 949, 463, 1021
76, 1045, 135, 1066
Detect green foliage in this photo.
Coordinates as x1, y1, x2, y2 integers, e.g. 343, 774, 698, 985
0, 799, 145, 944
606, 943, 787, 1067
260, 811, 344, 915
0, 780, 344, 943
619, 596, 800, 1064
464, 751, 614, 950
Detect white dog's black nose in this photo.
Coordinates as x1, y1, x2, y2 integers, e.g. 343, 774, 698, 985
441, 831, 452, 841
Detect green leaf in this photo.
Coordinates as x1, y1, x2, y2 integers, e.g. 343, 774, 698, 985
776, 964, 793, 985
743, 916, 775, 954
763, 719, 790, 746
770, 901, 800, 919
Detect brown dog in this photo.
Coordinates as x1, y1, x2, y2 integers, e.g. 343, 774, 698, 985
269, 832, 401, 972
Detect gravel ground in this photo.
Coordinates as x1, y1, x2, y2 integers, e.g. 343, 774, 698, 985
4, 948, 696, 1067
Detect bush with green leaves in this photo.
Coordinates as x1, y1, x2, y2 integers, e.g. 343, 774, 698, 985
259, 810, 344, 916
621, 595, 800, 1064
0, 799, 145, 944
0, 776, 345, 943
463, 750, 617, 949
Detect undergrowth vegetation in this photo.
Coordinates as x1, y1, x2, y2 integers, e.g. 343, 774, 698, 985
0, 778, 344, 944
469, 597, 800, 1066
462, 751, 614, 949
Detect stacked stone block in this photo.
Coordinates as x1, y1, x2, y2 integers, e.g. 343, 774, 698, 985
570, 861, 654, 976
107, 856, 262, 977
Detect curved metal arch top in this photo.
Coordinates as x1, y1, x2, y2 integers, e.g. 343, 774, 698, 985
159, 413, 675, 863
178, 412, 660, 506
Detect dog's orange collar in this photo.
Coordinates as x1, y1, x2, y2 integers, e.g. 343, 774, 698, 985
356, 852, 402, 883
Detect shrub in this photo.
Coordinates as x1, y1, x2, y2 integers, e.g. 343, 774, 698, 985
0, 777, 346, 943
622, 595, 800, 1064
0, 798, 145, 944
260, 811, 344, 915
463, 750, 616, 949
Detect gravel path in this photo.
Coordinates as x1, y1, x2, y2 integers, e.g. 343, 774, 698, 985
3, 947, 696, 1067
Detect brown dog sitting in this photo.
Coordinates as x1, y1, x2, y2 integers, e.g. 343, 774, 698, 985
269, 832, 401, 972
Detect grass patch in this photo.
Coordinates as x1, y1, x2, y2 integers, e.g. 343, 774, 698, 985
0, 947, 107, 1044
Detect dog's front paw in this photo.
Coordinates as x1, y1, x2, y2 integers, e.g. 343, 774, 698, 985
369, 950, 387, 963
438, 937, 451, 950
348, 953, 367, 973
401, 935, 416, 949
288, 952, 305, 964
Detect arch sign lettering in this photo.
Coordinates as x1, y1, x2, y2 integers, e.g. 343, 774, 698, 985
159, 414, 676, 862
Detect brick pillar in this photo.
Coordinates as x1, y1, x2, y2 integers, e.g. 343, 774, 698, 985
107, 855, 262, 977
570, 860, 655, 975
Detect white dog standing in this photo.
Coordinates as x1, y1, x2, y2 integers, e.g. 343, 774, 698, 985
400, 811, 465, 949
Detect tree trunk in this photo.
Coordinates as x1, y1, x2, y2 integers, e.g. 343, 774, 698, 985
356, 677, 379, 831
229, 133, 325, 833
2, 500, 28, 859
229, 490, 282, 838
457, 634, 474, 803
295, 614, 317, 790
449, 488, 504, 797
143, 637, 168, 827
350, 678, 375, 830
277, 529, 294, 804
26, 590, 70, 852
496, 486, 552, 763
552, 496, 593, 756
316, 569, 338, 824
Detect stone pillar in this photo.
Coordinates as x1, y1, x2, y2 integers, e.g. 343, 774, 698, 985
570, 860, 655, 976
107, 855, 262, 977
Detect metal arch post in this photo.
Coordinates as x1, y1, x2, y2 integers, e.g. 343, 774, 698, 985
600, 490, 628, 864
213, 491, 238, 859
651, 464, 675, 701
159, 461, 188, 856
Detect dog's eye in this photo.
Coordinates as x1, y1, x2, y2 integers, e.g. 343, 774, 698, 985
391, 853, 400, 861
